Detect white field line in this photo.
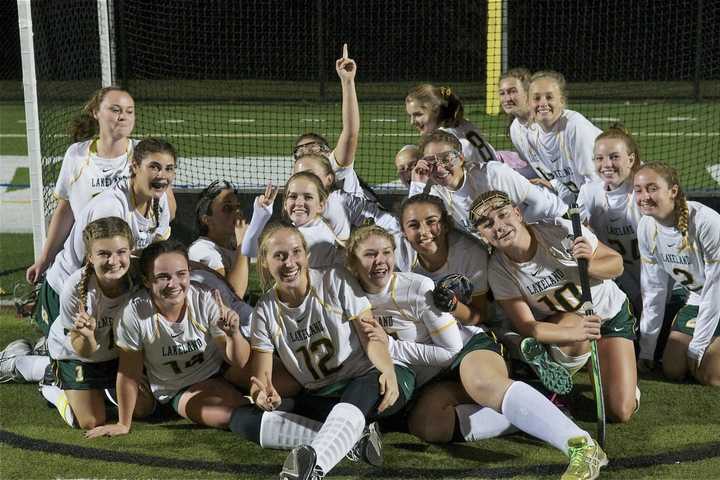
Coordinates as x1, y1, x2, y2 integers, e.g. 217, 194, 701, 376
228, 119, 256, 123
667, 116, 697, 121
158, 119, 185, 123
590, 117, 620, 122
371, 118, 398, 122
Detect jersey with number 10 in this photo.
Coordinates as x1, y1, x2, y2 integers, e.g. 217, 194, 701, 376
251, 268, 375, 390
489, 219, 626, 321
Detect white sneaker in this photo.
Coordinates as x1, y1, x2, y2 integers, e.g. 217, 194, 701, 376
0, 339, 33, 383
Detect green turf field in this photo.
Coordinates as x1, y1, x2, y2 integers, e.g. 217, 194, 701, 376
1, 313, 719, 480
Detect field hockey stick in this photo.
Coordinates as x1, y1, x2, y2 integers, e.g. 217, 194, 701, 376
568, 203, 606, 449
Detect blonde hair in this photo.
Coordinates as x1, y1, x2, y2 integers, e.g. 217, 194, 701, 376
79, 217, 134, 314
346, 225, 396, 276
636, 162, 691, 251
257, 222, 309, 291
530, 70, 568, 101
69, 87, 132, 142
595, 123, 642, 176
283, 171, 329, 218
405, 84, 464, 128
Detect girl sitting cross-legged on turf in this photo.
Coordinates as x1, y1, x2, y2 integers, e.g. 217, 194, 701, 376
241, 172, 347, 270
346, 224, 609, 480
472, 190, 639, 424
229, 222, 411, 479
34, 137, 176, 337
633, 163, 720, 385
409, 129, 568, 240
514, 70, 602, 205
26, 88, 175, 286
43, 217, 156, 429
86, 240, 251, 438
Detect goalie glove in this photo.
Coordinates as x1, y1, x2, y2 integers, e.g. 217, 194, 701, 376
433, 273, 473, 313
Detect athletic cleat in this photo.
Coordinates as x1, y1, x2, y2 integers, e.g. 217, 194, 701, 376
561, 436, 608, 480
0, 339, 33, 383
346, 421, 383, 467
279, 445, 323, 480
520, 337, 573, 395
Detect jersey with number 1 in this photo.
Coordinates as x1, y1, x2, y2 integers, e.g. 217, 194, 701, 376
48, 268, 131, 363
637, 201, 720, 363
578, 180, 642, 310
251, 268, 374, 390
116, 283, 225, 403
489, 219, 626, 321
517, 109, 602, 204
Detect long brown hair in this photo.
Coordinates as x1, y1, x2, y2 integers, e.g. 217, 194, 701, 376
406, 84, 465, 128
69, 87, 133, 142
595, 123, 642, 177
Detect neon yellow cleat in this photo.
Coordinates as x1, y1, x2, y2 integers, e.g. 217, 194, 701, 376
561, 436, 608, 480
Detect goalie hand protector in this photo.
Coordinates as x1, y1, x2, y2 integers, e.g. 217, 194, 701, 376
433, 273, 473, 312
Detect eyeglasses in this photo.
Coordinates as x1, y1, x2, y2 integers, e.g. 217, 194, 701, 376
420, 150, 462, 170
292, 141, 331, 160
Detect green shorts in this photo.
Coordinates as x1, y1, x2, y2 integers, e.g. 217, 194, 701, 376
55, 358, 118, 390
672, 304, 720, 337
168, 364, 228, 414
35, 280, 60, 337
601, 299, 637, 340
449, 331, 504, 372
313, 365, 416, 404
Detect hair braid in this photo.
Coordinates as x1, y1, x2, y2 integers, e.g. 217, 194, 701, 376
152, 197, 160, 231
76, 262, 94, 315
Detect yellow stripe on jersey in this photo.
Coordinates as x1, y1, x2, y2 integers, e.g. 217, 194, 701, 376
640, 257, 657, 264
389, 274, 421, 324
348, 305, 373, 322
189, 298, 207, 334
52, 191, 68, 201
251, 346, 273, 353
429, 319, 458, 337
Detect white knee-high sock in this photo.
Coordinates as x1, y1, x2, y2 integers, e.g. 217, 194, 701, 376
500, 381, 591, 455
455, 404, 518, 441
15, 355, 50, 382
259, 411, 321, 449
311, 403, 366, 476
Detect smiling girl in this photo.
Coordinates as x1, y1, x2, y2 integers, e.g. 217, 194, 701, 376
36, 138, 175, 336
45, 217, 155, 429
409, 129, 568, 238
85, 240, 250, 438
473, 190, 639, 423
516, 71, 602, 204
634, 163, 720, 385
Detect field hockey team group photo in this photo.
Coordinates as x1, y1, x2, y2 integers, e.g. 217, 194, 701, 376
2, 46, 719, 480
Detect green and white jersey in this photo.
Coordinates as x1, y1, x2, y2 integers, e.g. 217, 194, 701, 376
189, 268, 252, 338
364, 272, 463, 371
298, 217, 347, 269
116, 283, 225, 403
334, 165, 401, 234
53, 139, 137, 217
48, 268, 131, 362
489, 219, 626, 321
441, 120, 498, 166
517, 109, 602, 204
578, 180, 642, 310
46, 179, 171, 295
189, 237, 236, 273
251, 268, 374, 391
638, 201, 720, 363
411, 230, 490, 299
409, 160, 568, 238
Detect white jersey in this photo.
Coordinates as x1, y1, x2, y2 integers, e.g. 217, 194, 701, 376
45, 179, 171, 294
410, 230, 490, 299
410, 160, 568, 238
517, 109, 602, 204
333, 165, 401, 234
637, 201, 720, 363
189, 237, 236, 273
251, 268, 374, 390
116, 283, 225, 403
365, 272, 463, 367
322, 192, 351, 241
489, 219, 626, 321
189, 268, 252, 338
578, 180, 642, 310
53, 138, 137, 217
48, 268, 132, 362
441, 120, 498, 166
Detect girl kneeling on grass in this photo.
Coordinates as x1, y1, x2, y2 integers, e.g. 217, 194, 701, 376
44, 217, 155, 429
473, 190, 639, 424
86, 240, 250, 438
634, 163, 720, 385
347, 225, 608, 480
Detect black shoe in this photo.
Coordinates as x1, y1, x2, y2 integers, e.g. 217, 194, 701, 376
280, 445, 322, 480
346, 421, 383, 467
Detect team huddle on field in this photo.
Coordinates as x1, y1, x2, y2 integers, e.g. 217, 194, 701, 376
2, 46, 719, 480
